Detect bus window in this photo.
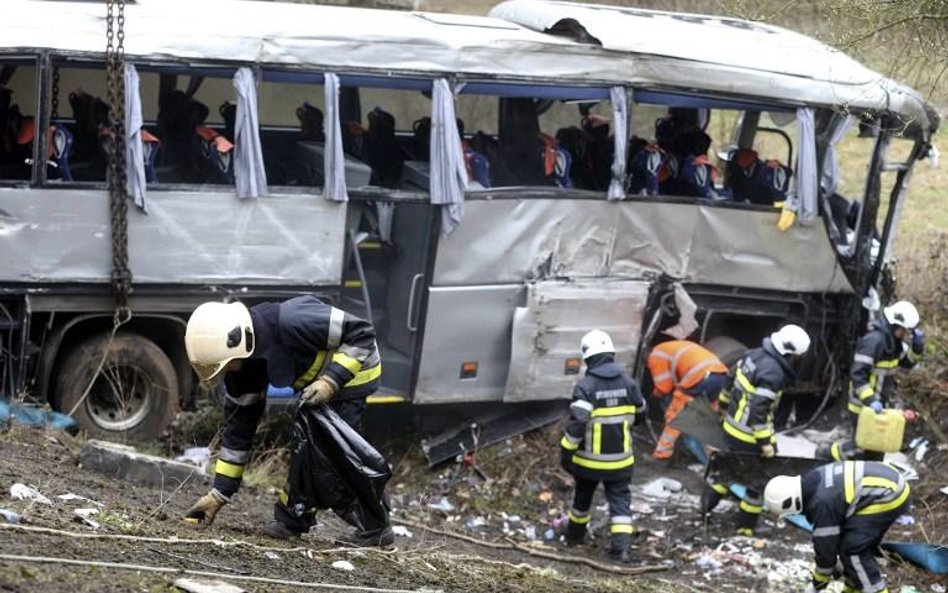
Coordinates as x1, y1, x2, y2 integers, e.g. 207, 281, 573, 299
0, 60, 36, 182
337, 83, 432, 192
826, 119, 875, 248
455, 88, 613, 191
256, 78, 326, 188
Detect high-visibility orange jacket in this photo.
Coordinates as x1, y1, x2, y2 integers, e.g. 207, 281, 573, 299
647, 340, 727, 396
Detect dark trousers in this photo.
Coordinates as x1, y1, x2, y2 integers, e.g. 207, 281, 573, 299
275, 399, 384, 534
568, 477, 633, 552
838, 506, 905, 592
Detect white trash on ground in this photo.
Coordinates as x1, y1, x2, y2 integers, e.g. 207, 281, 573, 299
331, 560, 355, 571
58, 493, 104, 507
173, 577, 247, 593
642, 478, 684, 498
10, 483, 52, 505
392, 525, 413, 538
175, 447, 212, 471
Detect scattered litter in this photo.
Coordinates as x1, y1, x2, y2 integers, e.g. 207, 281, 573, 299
175, 447, 212, 471
631, 501, 654, 515
543, 528, 555, 541
932, 585, 946, 593
427, 497, 455, 513
941, 486, 948, 497
900, 587, 921, 593
10, 483, 52, 505
507, 515, 521, 524
392, 525, 413, 538
331, 560, 355, 572
884, 454, 919, 480
538, 491, 553, 503
173, 577, 246, 593
264, 551, 279, 560
0, 509, 20, 523
895, 515, 916, 526
524, 525, 536, 540
465, 516, 486, 529
551, 514, 567, 531
73, 508, 100, 529
642, 478, 683, 499
57, 493, 103, 507
686, 464, 705, 475
0, 399, 78, 432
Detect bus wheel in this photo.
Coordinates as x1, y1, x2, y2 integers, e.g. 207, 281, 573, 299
56, 333, 180, 442
703, 336, 748, 367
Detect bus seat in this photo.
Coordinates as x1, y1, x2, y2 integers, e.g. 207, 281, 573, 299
366, 107, 405, 189
726, 148, 791, 205
539, 132, 572, 188
627, 136, 669, 196
582, 114, 614, 191
410, 116, 431, 162
16, 117, 74, 181
664, 153, 718, 199
196, 125, 234, 180
297, 102, 325, 143
462, 140, 491, 188
67, 90, 109, 181
141, 129, 161, 183
556, 125, 595, 190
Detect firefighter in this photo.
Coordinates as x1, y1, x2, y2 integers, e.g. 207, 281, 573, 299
560, 330, 646, 563
819, 301, 925, 461
705, 324, 811, 536
182, 295, 393, 546
764, 461, 911, 593
646, 339, 728, 464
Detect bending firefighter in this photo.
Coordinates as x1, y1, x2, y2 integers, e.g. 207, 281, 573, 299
183, 295, 393, 546
764, 461, 911, 593
560, 330, 646, 563
705, 324, 811, 536
820, 301, 925, 461
646, 339, 728, 464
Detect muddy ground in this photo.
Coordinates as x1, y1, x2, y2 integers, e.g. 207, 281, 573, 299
0, 416, 943, 593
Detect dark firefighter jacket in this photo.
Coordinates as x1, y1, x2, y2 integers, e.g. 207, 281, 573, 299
802, 460, 911, 576
848, 318, 922, 414
249, 295, 382, 401
721, 338, 795, 448
560, 354, 646, 481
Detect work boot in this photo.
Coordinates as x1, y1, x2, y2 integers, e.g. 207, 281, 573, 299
700, 484, 725, 514
814, 443, 834, 460
564, 521, 587, 546
263, 519, 303, 540
608, 547, 632, 564
339, 525, 395, 547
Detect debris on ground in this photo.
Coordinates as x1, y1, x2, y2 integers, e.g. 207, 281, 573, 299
0, 509, 20, 523
173, 577, 247, 593
10, 483, 52, 505
331, 560, 356, 571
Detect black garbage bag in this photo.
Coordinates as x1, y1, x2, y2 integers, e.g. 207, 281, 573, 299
284, 405, 390, 532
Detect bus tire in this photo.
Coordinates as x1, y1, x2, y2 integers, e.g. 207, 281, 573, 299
703, 336, 748, 367
55, 333, 180, 442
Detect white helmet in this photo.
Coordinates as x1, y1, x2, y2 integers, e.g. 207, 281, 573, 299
883, 301, 919, 330
763, 475, 803, 517
580, 329, 615, 360
185, 302, 254, 382
770, 324, 811, 356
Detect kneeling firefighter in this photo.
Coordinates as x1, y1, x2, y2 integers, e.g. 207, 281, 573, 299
764, 460, 911, 593
560, 330, 647, 563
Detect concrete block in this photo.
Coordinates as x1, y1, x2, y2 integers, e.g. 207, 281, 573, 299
80, 440, 208, 488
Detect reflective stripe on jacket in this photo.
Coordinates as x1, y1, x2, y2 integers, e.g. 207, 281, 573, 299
802, 461, 911, 574
848, 318, 918, 414
721, 339, 793, 446
647, 340, 728, 395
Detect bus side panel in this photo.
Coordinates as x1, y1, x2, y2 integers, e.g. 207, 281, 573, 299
413, 284, 523, 404
431, 199, 854, 294
504, 279, 650, 402
0, 188, 347, 286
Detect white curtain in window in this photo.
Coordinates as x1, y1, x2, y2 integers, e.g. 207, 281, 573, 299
785, 107, 818, 227
124, 63, 146, 211
323, 73, 348, 202
821, 114, 856, 196
431, 78, 468, 234
608, 86, 629, 201
232, 67, 268, 198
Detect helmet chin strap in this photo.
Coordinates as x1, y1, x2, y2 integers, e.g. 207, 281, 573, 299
775, 516, 787, 529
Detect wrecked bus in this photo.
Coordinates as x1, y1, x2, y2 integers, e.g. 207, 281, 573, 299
0, 0, 939, 441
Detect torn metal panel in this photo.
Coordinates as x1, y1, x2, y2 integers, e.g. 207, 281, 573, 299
504, 279, 650, 402
433, 198, 854, 294
0, 188, 346, 286
421, 401, 567, 467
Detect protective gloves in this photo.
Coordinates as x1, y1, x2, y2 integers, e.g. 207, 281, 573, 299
301, 375, 339, 406
911, 328, 925, 354
903, 409, 918, 423
869, 401, 884, 414
184, 488, 229, 526
760, 444, 776, 458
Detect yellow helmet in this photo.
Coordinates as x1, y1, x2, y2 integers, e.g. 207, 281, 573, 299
185, 302, 254, 382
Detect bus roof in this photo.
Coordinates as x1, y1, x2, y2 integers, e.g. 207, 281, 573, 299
3, 0, 937, 136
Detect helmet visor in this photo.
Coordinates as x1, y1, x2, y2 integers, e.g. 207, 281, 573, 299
191, 360, 227, 383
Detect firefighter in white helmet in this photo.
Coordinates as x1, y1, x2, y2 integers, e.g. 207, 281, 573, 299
560, 330, 646, 563
704, 324, 811, 536
819, 301, 925, 461
764, 461, 910, 593
182, 295, 391, 546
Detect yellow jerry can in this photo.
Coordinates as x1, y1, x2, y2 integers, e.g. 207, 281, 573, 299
855, 407, 905, 453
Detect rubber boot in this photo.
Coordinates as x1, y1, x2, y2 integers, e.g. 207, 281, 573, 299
565, 520, 587, 546
608, 533, 632, 563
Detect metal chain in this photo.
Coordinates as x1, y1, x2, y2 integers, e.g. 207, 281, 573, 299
105, 0, 132, 322
51, 66, 60, 120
